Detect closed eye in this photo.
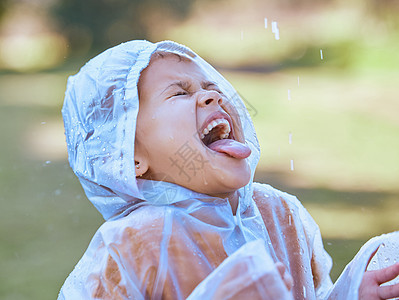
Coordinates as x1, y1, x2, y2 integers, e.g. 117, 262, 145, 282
212, 88, 224, 95
172, 91, 188, 97
204, 83, 224, 96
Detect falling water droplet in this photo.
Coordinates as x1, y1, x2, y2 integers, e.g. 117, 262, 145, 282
297, 76, 300, 86
289, 132, 292, 144
290, 159, 294, 171
45, 160, 51, 165
320, 49, 324, 60
303, 286, 307, 298
288, 89, 291, 101
264, 18, 268, 29
271, 21, 280, 40
288, 215, 292, 226
41, 122, 46, 125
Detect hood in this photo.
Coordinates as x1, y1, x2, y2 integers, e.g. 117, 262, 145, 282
62, 40, 260, 220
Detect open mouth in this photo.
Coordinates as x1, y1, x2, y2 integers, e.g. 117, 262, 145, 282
200, 118, 232, 146
199, 112, 251, 159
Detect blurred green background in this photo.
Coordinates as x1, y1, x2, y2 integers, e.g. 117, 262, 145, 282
0, 0, 398, 299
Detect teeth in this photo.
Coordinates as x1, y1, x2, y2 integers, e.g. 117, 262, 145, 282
200, 118, 231, 141
222, 133, 229, 138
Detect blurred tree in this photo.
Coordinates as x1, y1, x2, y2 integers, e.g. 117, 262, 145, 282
0, 0, 8, 20
52, 0, 196, 55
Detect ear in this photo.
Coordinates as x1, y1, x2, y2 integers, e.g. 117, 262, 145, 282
134, 140, 149, 178
134, 157, 149, 177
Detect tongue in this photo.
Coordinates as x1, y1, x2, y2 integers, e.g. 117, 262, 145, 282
208, 139, 251, 159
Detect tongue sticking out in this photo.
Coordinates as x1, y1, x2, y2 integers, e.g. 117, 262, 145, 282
208, 139, 251, 159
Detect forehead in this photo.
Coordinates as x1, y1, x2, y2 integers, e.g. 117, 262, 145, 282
139, 54, 209, 89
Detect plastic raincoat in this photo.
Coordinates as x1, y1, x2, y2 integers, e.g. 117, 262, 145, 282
59, 40, 399, 299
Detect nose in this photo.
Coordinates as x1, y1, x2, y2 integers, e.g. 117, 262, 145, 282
197, 90, 223, 107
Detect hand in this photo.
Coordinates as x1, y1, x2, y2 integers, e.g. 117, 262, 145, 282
359, 262, 399, 300
276, 262, 294, 292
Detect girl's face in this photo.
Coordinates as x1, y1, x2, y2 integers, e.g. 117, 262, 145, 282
135, 55, 251, 197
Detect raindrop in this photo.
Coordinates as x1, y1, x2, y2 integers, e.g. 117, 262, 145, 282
290, 159, 294, 171
303, 286, 307, 298
271, 21, 280, 40
45, 160, 51, 165
320, 49, 324, 60
41, 122, 46, 125
289, 132, 292, 144
297, 76, 300, 86
240, 30, 244, 40
288, 89, 291, 101
102, 147, 106, 152
288, 215, 292, 226
264, 18, 268, 29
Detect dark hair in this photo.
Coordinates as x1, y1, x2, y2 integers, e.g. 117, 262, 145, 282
151, 51, 192, 63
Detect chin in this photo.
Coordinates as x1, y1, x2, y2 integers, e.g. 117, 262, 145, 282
213, 162, 252, 193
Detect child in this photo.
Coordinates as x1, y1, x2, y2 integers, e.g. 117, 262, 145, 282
59, 40, 399, 299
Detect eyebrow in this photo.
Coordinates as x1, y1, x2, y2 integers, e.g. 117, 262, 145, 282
160, 80, 219, 95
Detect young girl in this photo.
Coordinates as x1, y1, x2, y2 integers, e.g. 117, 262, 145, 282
59, 40, 399, 299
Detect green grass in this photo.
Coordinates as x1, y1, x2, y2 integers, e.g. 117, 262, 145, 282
225, 67, 399, 191
0, 103, 104, 299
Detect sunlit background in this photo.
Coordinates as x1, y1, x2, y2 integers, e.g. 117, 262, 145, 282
0, 0, 398, 298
